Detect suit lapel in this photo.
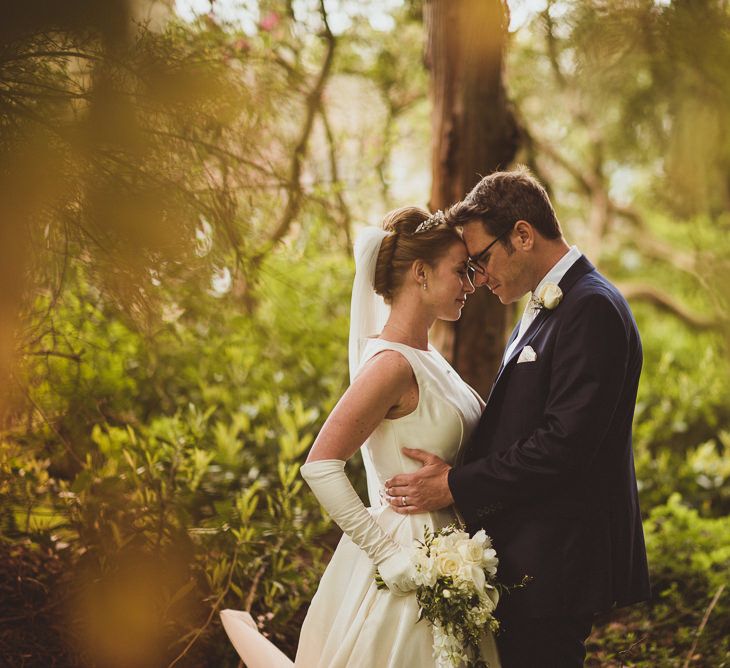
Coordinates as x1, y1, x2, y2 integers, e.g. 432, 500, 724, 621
485, 255, 596, 404
483, 321, 520, 406
499, 322, 521, 370
556, 254, 595, 295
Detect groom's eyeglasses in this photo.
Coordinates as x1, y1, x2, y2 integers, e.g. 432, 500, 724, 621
466, 227, 512, 279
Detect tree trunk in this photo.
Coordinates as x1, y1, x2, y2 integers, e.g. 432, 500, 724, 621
425, 0, 519, 396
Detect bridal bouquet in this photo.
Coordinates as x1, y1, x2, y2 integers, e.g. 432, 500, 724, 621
412, 524, 500, 668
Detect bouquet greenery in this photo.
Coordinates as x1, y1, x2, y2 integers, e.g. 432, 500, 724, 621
376, 524, 501, 667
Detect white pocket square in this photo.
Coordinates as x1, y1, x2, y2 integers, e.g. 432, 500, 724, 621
516, 345, 537, 363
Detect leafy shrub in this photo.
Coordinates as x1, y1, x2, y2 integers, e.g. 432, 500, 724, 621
1, 246, 352, 666
588, 494, 730, 667
633, 340, 730, 516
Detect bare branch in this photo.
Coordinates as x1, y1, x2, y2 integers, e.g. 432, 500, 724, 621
256, 0, 337, 260
542, 2, 567, 89
318, 101, 352, 251
25, 350, 81, 362
1, 50, 103, 63
622, 227, 701, 277
533, 136, 599, 195
617, 281, 720, 330
166, 545, 240, 668
143, 129, 278, 179
14, 378, 84, 466
682, 584, 726, 668
532, 133, 706, 280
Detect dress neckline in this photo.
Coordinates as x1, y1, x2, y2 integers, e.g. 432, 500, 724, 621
366, 336, 433, 353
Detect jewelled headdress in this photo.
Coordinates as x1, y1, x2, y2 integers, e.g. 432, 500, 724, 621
414, 209, 446, 234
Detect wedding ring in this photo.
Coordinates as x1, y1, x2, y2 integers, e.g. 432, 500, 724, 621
401, 496, 407, 507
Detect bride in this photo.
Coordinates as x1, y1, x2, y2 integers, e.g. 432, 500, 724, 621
221, 206, 501, 667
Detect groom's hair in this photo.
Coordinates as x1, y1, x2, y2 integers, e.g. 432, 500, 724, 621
446, 166, 562, 245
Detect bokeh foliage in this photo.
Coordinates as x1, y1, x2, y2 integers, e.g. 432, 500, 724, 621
1, 0, 729, 666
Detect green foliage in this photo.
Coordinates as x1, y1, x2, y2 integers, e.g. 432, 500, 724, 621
646, 495, 730, 602
2, 1, 729, 666
588, 495, 730, 666
633, 341, 730, 516
1, 242, 351, 666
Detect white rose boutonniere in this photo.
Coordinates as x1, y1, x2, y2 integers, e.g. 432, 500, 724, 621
532, 282, 563, 311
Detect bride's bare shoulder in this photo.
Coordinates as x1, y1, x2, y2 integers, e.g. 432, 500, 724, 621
357, 348, 415, 386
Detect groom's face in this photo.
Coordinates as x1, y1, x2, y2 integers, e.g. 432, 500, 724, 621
462, 221, 531, 304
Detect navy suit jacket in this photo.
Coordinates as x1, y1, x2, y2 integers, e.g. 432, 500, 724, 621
448, 255, 651, 618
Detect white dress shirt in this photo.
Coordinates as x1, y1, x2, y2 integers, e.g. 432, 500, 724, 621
503, 245, 582, 363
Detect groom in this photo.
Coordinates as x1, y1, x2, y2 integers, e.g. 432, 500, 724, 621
384, 168, 650, 667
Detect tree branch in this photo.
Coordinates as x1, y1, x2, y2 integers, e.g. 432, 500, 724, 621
14, 378, 84, 466
682, 584, 726, 668
25, 350, 82, 362
620, 226, 701, 278
617, 281, 719, 330
254, 0, 336, 261
166, 545, 239, 668
531, 132, 706, 280
318, 101, 352, 252
143, 128, 277, 179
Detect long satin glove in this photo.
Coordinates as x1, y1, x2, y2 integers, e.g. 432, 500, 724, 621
300, 459, 416, 595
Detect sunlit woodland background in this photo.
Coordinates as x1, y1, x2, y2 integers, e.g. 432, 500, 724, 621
1, 0, 729, 666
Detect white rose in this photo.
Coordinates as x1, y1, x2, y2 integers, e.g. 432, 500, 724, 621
435, 552, 461, 578
457, 539, 485, 565
433, 532, 459, 551
412, 551, 438, 587
481, 547, 499, 576
536, 282, 563, 310
471, 529, 492, 549
451, 528, 471, 542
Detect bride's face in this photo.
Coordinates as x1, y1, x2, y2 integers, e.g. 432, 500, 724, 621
424, 241, 475, 321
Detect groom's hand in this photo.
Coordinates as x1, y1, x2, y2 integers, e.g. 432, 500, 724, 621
384, 448, 454, 513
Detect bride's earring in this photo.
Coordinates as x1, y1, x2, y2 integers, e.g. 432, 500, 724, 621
422, 280, 428, 291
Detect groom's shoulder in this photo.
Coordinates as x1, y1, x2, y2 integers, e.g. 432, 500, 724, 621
565, 266, 637, 331
569, 263, 626, 306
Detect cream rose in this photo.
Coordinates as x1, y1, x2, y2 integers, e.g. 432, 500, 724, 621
536, 282, 563, 310
432, 532, 459, 552
457, 539, 485, 565
435, 552, 461, 578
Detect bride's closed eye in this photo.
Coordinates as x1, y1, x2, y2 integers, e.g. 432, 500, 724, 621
457, 264, 473, 281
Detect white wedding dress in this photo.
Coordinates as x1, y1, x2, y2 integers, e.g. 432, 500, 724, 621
222, 337, 501, 668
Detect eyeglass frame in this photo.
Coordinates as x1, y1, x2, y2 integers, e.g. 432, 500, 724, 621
465, 224, 514, 279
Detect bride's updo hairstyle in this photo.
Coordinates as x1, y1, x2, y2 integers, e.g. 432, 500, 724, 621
374, 206, 462, 303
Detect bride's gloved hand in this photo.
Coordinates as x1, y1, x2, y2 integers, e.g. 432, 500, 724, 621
301, 459, 415, 597
377, 548, 416, 595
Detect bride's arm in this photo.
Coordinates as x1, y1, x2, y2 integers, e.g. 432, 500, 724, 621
301, 350, 418, 595
305, 349, 415, 462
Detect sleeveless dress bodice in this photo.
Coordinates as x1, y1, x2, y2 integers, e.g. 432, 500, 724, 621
357, 338, 482, 508
293, 338, 500, 668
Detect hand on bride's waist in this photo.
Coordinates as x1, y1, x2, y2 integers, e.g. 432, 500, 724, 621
383, 447, 455, 514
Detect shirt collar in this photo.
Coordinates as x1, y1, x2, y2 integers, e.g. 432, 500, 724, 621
532, 245, 582, 297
